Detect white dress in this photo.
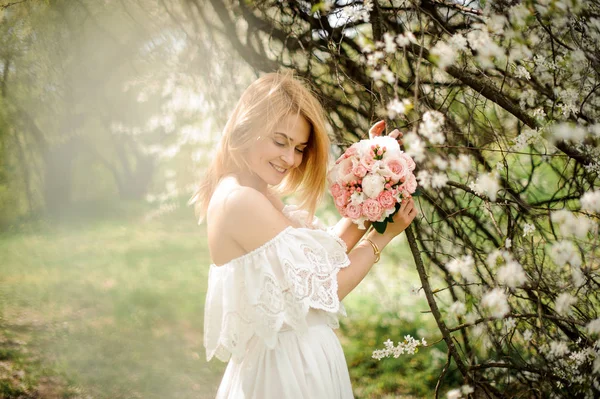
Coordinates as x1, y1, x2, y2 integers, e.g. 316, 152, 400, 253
204, 205, 355, 399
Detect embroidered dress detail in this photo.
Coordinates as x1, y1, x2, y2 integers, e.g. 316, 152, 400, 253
204, 206, 355, 398
204, 209, 350, 362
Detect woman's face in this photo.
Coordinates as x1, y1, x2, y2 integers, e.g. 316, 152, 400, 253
245, 112, 311, 186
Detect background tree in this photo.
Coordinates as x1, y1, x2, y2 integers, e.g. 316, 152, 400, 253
0, 0, 252, 225
190, 0, 600, 397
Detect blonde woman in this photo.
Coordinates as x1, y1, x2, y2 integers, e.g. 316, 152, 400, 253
196, 71, 417, 398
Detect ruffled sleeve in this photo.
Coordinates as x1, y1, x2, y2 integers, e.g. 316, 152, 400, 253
203, 225, 350, 362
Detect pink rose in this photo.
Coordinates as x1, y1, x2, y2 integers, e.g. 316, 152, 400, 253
334, 191, 349, 208
352, 164, 367, 178
404, 173, 418, 193
360, 155, 376, 170
386, 158, 408, 181
362, 198, 384, 222
345, 146, 358, 157
378, 190, 396, 209
340, 158, 353, 175
401, 153, 416, 172
345, 203, 362, 219
330, 183, 342, 197
337, 157, 356, 183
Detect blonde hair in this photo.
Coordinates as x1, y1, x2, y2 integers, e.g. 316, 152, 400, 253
193, 70, 330, 223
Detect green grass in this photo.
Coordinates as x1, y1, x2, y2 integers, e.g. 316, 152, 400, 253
0, 203, 453, 398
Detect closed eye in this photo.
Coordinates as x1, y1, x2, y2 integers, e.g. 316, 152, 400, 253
274, 138, 305, 154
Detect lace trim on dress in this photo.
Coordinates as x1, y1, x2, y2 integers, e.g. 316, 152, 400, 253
282, 205, 348, 253
204, 211, 350, 362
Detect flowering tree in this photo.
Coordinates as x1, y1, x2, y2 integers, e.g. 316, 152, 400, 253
0, 0, 252, 220
195, 0, 600, 396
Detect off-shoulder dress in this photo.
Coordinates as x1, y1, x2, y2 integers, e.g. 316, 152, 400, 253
203, 205, 354, 398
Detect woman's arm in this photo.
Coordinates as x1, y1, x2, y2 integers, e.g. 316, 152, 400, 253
333, 217, 372, 253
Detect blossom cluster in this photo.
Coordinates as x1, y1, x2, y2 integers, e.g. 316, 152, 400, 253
372, 335, 427, 360
328, 136, 417, 230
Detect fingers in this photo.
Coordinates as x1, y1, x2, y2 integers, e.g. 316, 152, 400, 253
369, 120, 386, 138
389, 129, 404, 146
401, 198, 417, 216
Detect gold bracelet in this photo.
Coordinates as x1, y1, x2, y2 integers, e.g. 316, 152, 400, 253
364, 238, 381, 263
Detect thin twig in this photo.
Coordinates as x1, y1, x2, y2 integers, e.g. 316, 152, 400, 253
0, 0, 27, 10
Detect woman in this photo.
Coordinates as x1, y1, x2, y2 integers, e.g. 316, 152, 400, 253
195, 71, 418, 398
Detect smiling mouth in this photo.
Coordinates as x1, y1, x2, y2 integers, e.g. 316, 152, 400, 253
270, 162, 287, 174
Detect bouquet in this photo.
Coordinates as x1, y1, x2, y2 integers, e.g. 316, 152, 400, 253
328, 135, 417, 233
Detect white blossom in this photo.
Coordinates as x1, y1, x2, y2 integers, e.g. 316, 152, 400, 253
523, 223, 536, 237
449, 301, 467, 316
497, 260, 527, 288
461, 385, 475, 395
339, 0, 373, 22
486, 249, 510, 269
382, 32, 397, 53
431, 172, 448, 188
448, 34, 468, 51
450, 154, 472, 175
509, 4, 531, 27
549, 340, 570, 359
372, 335, 426, 360
555, 293, 577, 316
469, 172, 500, 202
416, 170, 432, 189
447, 389, 462, 399
572, 265, 586, 288
431, 40, 457, 70
533, 108, 546, 119
523, 329, 533, 341
514, 65, 530, 80
387, 98, 412, 119
551, 123, 587, 143
551, 209, 591, 238
404, 132, 426, 162
433, 156, 448, 170
511, 128, 542, 151
395, 31, 416, 47
587, 319, 600, 335
466, 29, 505, 69
482, 288, 510, 318
446, 255, 477, 283
581, 190, 600, 213
549, 240, 582, 267
419, 110, 446, 144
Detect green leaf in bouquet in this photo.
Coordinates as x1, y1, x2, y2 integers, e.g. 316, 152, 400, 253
373, 220, 388, 234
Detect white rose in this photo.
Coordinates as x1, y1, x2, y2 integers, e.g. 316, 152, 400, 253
350, 191, 365, 205
362, 173, 386, 198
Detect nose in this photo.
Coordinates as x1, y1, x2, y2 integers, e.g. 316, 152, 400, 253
280, 146, 295, 166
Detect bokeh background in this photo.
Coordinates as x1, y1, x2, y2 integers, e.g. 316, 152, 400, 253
0, 1, 448, 397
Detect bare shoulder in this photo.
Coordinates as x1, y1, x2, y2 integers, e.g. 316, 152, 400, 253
215, 182, 292, 253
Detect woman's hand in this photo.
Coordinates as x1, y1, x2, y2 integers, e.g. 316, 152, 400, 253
382, 197, 418, 238
368, 120, 404, 146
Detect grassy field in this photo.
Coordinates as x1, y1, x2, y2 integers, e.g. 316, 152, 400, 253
0, 203, 455, 398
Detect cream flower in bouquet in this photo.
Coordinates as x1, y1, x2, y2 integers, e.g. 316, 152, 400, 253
328, 128, 417, 233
